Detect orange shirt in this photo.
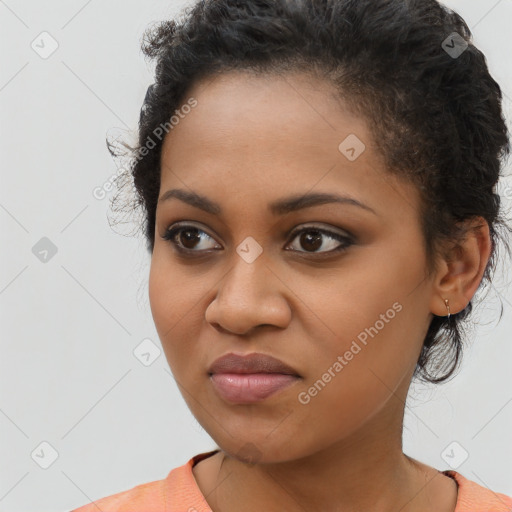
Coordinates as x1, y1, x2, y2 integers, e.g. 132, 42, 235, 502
71, 449, 512, 512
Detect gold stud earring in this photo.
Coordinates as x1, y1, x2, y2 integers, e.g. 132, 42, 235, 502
444, 298, 451, 319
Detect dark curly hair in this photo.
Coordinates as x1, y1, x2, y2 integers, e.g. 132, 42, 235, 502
108, 0, 512, 384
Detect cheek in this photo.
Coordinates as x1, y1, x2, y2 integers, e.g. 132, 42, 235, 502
148, 256, 173, 331
289, 254, 405, 355
148, 253, 210, 375
148, 256, 188, 362
148, 250, 197, 328
289, 257, 425, 426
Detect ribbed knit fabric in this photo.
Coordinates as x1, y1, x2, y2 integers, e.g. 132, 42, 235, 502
70, 449, 512, 512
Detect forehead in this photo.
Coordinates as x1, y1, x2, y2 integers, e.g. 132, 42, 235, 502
163, 69, 366, 154
159, 70, 420, 222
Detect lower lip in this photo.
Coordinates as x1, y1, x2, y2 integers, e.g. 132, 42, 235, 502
210, 373, 301, 403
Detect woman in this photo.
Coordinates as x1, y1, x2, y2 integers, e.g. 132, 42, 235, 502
72, 0, 512, 510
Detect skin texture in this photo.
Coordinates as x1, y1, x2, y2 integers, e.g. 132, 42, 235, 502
148, 71, 491, 512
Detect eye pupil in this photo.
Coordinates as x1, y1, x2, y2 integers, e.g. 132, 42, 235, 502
180, 228, 201, 249
300, 230, 322, 251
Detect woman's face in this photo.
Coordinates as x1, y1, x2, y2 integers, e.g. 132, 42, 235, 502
149, 70, 438, 463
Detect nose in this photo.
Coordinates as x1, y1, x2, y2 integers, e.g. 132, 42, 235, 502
204, 255, 292, 336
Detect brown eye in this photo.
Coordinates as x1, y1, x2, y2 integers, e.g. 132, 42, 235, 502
286, 226, 353, 254
177, 227, 202, 250
298, 230, 323, 252
162, 224, 221, 253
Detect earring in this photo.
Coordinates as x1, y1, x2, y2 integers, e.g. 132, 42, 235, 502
444, 298, 451, 319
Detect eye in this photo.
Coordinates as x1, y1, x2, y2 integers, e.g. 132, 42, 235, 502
286, 225, 353, 255
162, 223, 221, 254
161, 222, 354, 256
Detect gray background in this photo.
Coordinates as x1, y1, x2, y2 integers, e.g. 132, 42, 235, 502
1, 1, 511, 511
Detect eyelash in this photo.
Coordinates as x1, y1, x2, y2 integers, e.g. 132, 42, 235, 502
161, 222, 354, 257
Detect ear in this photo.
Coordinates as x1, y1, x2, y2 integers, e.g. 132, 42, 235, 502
429, 217, 492, 317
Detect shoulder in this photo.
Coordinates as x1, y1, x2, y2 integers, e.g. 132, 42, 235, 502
445, 470, 512, 512
69, 449, 219, 512
69, 477, 168, 512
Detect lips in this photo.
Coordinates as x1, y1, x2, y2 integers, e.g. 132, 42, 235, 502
208, 352, 301, 376
207, 353, 302, 403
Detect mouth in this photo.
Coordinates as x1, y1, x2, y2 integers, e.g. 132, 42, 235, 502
208, 352, 302, 403
209, 373, 302, 403
208, 352, 301, 376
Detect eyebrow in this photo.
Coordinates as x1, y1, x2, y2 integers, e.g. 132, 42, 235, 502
158, 188, 378, 216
